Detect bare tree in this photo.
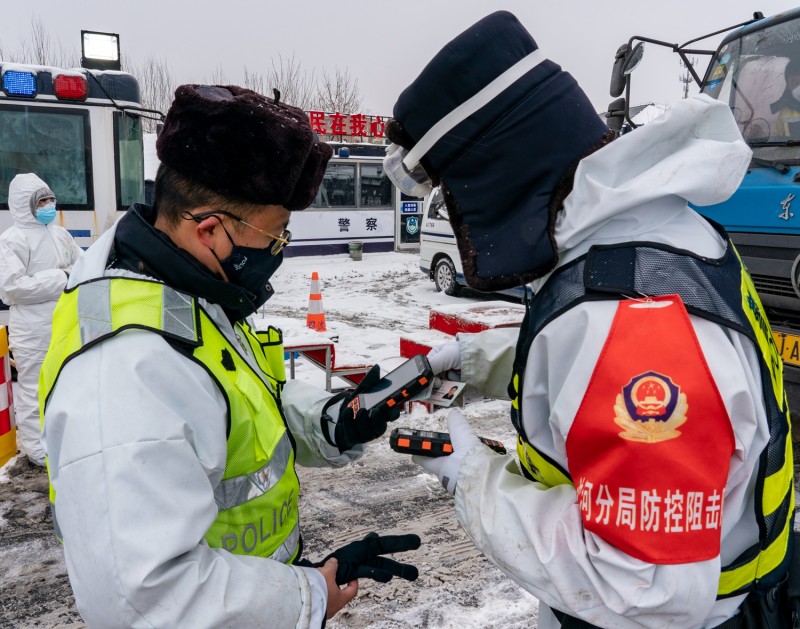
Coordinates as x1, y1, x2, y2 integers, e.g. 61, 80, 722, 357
127, 56, 176, 132
20, 15, 50, 64
243, 66, 268, 95
314, 66, 363, 114
208, 66, 229, 85
5, 15, 78, 67
267, 53, 316, 109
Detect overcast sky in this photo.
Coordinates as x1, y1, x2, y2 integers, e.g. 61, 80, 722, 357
2, 1, 800, 116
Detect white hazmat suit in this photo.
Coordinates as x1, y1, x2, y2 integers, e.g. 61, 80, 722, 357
0, 173, 82, 465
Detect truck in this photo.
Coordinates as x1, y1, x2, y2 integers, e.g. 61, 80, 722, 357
607, 7, 800, 417
0, 57, 151, 325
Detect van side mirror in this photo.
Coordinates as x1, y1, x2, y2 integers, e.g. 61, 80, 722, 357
606, 97, 627, 133
610, 42, 646, 98
623, 43, 645, 76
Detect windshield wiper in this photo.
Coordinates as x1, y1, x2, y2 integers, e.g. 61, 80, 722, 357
750, 156, 790, 174
749, 140, 800, 147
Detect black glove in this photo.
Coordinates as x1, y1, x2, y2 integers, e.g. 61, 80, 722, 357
323, 532, 421, 585
322, 365, 402, 452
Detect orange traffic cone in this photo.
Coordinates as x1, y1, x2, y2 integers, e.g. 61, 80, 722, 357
306, 272, 327, 332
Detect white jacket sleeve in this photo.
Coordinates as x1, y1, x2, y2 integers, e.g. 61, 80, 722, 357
281, 378, 365, 468
0, 231, 67, 305
451, 303, 763, 628
43, 329, 328, 629
59, 227, 84, 272
458, 327, 519, 399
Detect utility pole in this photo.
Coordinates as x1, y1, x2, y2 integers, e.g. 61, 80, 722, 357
679, 56, 697, 99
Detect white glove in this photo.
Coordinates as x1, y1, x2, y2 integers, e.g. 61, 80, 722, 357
412, 409, 480, 495
426, 341, 462, 377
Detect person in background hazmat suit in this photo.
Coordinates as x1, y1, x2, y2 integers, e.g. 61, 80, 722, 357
40, 85, 419, 628
384, 11, 796, 629
0, 174, 82, 466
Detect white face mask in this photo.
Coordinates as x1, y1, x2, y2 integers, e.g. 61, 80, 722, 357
792, 84, 800, 102
383, 143, 433, 199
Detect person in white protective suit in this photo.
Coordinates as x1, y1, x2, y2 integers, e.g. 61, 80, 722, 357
0, 173, 82, 466
384, 12, 797, 629
40, 85, 420, 628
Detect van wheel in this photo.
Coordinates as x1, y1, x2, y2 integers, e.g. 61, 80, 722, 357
434, 258, 460, 296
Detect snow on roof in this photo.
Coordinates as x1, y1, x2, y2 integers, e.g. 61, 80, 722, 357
629, 102, 669, 125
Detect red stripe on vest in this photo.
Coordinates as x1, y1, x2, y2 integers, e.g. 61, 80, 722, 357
566, 295, 733, 564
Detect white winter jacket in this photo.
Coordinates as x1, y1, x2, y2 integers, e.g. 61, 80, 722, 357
0, 173, 82, 350
42, 223, 365, 628
453, 96, 765, 628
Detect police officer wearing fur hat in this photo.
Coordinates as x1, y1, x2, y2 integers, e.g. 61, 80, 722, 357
387, 11, 797, 628
40, 85, 420, 628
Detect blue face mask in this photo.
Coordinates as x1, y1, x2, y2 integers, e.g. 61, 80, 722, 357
35, 204, 57, 225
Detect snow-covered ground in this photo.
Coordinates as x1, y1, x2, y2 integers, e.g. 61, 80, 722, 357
0, 250, 540, 628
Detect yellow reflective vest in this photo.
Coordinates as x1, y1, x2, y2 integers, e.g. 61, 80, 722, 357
40, 276, 302, 563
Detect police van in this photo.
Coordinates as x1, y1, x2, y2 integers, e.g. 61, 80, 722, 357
0, 59, 148, 325
0, 62, 146, 244
420, 187, 525, 300
420, 187, 464, 294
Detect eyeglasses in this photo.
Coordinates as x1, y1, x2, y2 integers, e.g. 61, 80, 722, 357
187, 209, 291, 256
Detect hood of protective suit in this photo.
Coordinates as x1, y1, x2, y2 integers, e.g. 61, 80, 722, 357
384, 11, 611, 292
8, 173, 52, 228
555, 95, 752, 257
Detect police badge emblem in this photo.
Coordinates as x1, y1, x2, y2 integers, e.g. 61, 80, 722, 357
613, 371, 688, 443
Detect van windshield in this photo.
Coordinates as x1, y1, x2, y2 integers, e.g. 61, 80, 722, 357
427, 188, 448, 219
0, 106, 91, 209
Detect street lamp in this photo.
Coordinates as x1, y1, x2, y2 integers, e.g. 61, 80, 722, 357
81, 31, 121, 71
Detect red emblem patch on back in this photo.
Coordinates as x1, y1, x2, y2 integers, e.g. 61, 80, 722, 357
566, 296, 734, 564
615, 372, 687, 443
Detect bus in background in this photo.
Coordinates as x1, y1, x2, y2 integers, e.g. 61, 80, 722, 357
141, 137, 424, 256
0, 61, 146, 249
286, 141, 424, 256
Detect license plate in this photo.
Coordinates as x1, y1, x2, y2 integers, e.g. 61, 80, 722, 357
774, 331, 800, 367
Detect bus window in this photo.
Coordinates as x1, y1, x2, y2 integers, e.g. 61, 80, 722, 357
317, 163, 355, 207
360, 162, 392, 207
0, 106, 91, 209
115, 113, 145, 209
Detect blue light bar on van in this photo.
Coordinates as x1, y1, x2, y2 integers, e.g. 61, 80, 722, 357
2, 70, 37, 96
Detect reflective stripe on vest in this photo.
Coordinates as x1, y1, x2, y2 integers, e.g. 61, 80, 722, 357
508, 234, 794, 598
40, 277, 301, 563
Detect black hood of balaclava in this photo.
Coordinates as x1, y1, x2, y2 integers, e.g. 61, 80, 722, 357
386, 11, 612, 291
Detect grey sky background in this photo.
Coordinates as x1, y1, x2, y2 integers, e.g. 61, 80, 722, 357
2, 1, 800, 116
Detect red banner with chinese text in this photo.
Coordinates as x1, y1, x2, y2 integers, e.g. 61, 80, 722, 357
565, 295, 734, 564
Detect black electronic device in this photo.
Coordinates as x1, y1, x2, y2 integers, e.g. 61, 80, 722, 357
389, 427, 507, 457
347, 354, 434, 416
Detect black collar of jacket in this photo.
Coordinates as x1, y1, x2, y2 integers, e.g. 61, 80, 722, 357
110, 203, 271, 322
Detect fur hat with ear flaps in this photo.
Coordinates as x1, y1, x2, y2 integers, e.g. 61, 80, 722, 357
157, 85, 332, 211
386, 11, 613, 291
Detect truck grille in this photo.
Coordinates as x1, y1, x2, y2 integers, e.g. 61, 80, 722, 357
752, 273, 798, 300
